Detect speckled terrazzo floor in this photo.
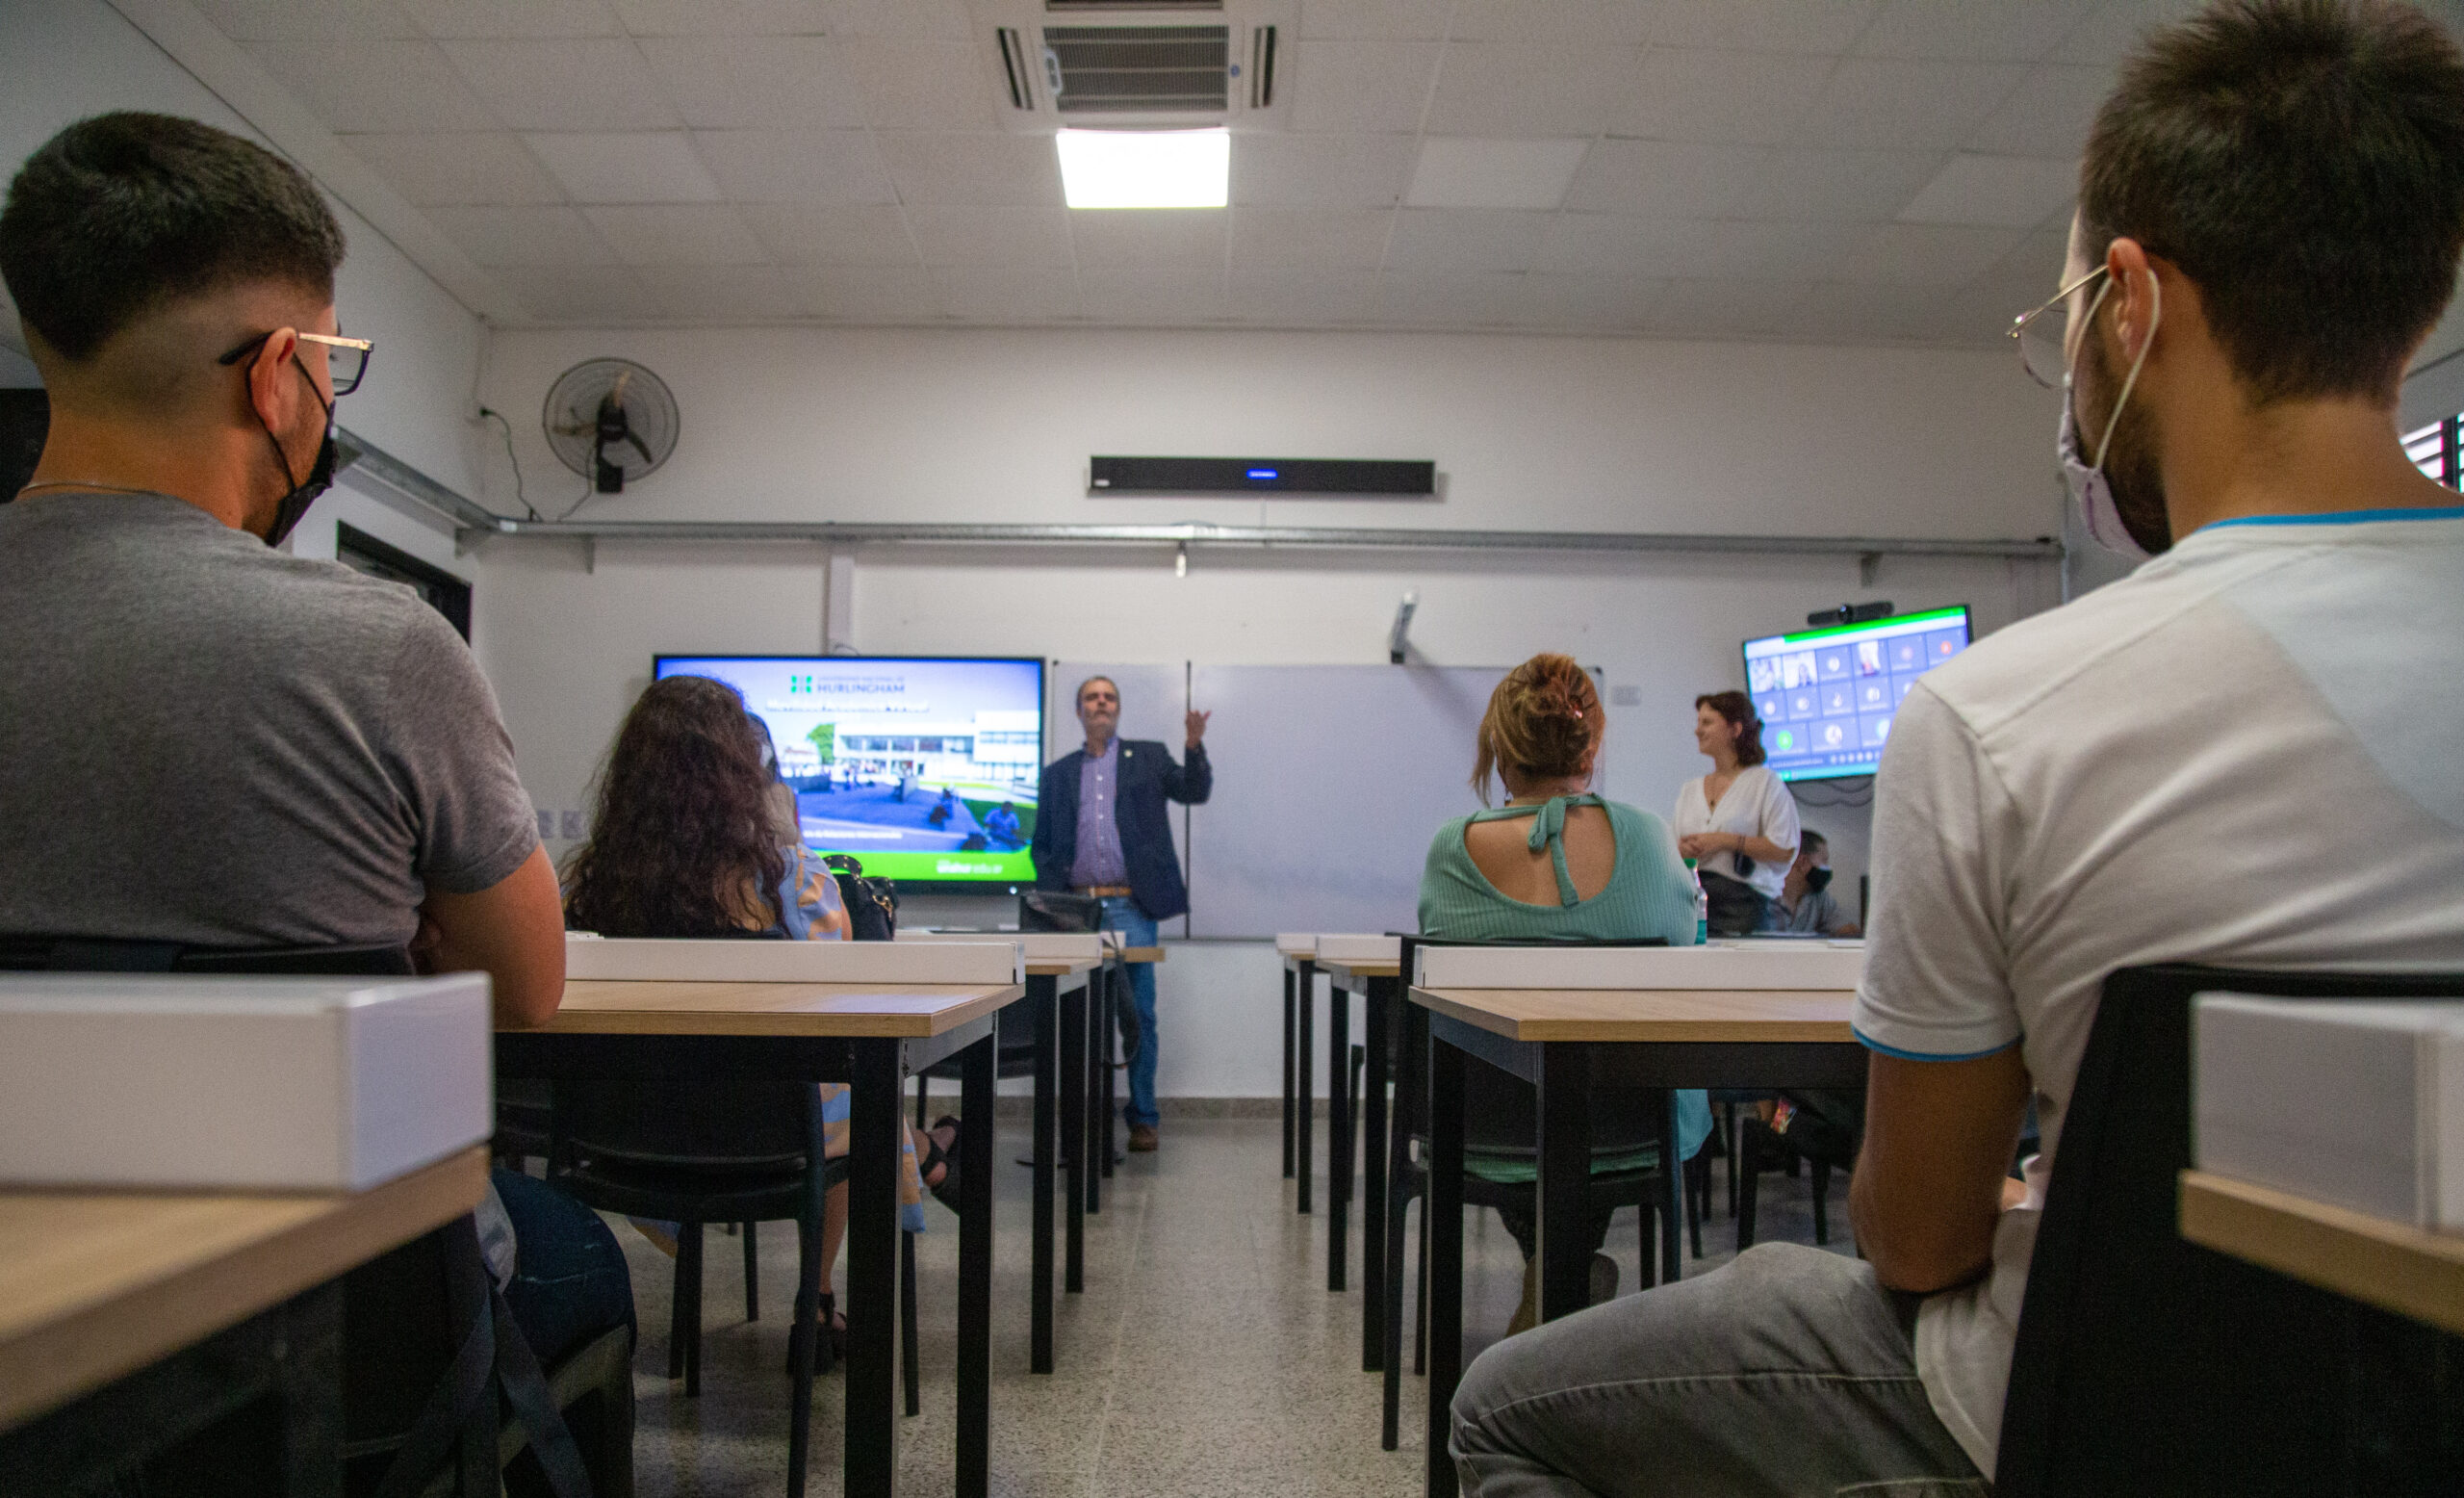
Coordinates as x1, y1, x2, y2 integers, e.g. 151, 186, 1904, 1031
606, 1115, 1854, 1497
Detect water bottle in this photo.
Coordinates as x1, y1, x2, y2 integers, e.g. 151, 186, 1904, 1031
1684, 858, 1708, 945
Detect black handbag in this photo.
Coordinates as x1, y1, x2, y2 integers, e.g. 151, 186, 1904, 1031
822, 853, 899, 942
1018, 890, 1103, 933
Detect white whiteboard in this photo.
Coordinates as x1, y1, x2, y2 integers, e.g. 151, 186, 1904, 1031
1188, 664, 1538, 939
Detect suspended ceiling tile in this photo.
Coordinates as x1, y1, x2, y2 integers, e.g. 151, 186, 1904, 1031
1290, 41, 1444, 134
1644, 276, 1814, 338
1232, 134, 1416, 210
1403, 138, 1588, 211
1076, 268, 1233, 323
584, 204, 770, 265
1851, 0, 2100, 61
243, 40, 500, 134
2051, 0, 2205, 65
1512, 272, 1667, 330
400, 0, 621, 39
426, 204, 618, 266
1647, 0, 1883, 55
341, 131, 565, 204
1609, 48, 1835, 146
1226, 207, 1397, 271
1728, 147, 1947, 223
1963, 65, 2113, 157
1297, 0, 1454, 40
486, 264, 654, 323
876, 132, 1064, 208
693, 130, 896, 204
524, 132, 722, 203
609, 0, 833, 36
442, 39, 680, 130
1835, 222, 2023, 287
845, 39, 1003, 132
1421, 42, 1635, 138
1898, 153, 2076, 229
636, 35, 867, 130
906, 206, 1076, 268
1562, 139, 1766, 218
815, 0, 973, 40
1787, 58, 2032, 151
1226, 268, 1383, 322
930, 267, 1082, 322
192, 0, 418, 41
1789, 278, 2005, 343
1448, 0, 1660, 45
1531, 213, 1694, 276
630, 264, 794, 319
1376, 271, 1532, 325
1385, 209, 1553, 273
787, 265, 937, 320
1069, 210, 1230, 271
738, 203, 919, 266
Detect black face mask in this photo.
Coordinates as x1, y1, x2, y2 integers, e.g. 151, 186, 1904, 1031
1804, 865, 1834, 894
257, 354, 336, 548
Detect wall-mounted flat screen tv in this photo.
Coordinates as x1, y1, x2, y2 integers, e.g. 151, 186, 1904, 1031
1740, 607, 1971, 782
652, 655, 1046, 889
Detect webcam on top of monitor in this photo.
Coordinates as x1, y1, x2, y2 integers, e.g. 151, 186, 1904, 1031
1807, 600, 1895, 628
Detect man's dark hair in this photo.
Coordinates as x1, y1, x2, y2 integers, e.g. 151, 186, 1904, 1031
2082, 0, 2464, 404
0, 112, 344, 362
1800, 830, 1828, 856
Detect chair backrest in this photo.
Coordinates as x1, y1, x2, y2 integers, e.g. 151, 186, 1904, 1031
1399, 933, 1673, 1156
1993, 963, 2464, 1498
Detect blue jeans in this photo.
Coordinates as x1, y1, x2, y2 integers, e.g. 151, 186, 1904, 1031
1097, 895, 1161, 1128
494, 1168, 636, 1367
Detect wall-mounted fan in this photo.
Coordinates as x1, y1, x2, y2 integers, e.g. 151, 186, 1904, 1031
543, 358, 678, 496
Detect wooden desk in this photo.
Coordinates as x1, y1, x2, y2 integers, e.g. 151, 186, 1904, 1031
2180, 1170, 2464, 1337
501, 979, 1023, 1498
1408, 982, 1862, 1496
0, 1148, 486, 1491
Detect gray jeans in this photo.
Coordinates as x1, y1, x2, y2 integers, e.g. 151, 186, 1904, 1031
1450, 1243, 1987, 1498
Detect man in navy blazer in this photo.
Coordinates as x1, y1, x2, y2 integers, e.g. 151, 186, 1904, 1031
1033, 675, 1213, 1151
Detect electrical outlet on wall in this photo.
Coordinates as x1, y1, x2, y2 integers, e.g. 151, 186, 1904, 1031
536, 810, 555, 840
560, 810, 586, 840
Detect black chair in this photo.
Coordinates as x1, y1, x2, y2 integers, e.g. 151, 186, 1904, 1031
1992, 963, 2464, 1498
1, 934, 622, 1498
1379, 933, 1691, 1451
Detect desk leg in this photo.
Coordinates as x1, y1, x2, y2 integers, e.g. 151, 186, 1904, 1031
1327, 981, 1351, 1292
844, 1036, 904, 1498
1088, 968, 1108, 1212
1296, 961, 1316, 1215
1661, 1094, 1684, 1287
1380, 999, 1423, 1451
1426, 1032, 1465, 1498
1362, 975, 1393, 1370
958, 1032, 994, 1498
1031, 975, 1057, 1374
1282, 964, 1296, 1178
1061, 979, 1087, 1295
1100, 965, 1117, 1182
1535, 1042, 1594, 1325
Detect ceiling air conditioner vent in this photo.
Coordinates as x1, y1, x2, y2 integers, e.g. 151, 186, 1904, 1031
995, 26, 1036, 110
1048, 0, 1222, 9
1042, 24, 1229, 114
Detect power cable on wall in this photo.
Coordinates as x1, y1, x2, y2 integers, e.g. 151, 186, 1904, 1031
478, 408, 539, 521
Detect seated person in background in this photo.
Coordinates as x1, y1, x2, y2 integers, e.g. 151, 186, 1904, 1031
926, 787, 956, 829
983, 801, 1023, 849
0, 111, 622, 1367
1772, 829, 1860, 936
561, 675, 959, 1346
1419, 653, 1707, 1332
1448, 6, 2464, 1492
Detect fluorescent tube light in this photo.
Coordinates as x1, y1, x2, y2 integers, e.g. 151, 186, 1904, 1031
1056, 127, 1229, 210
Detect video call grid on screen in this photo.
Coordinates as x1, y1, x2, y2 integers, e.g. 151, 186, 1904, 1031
652, 655, 1046, 889
1740, 607, 1970, 782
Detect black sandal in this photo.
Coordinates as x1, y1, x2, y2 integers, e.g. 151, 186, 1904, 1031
789, 1292, 847, 1376
923, 1116, 965, 1213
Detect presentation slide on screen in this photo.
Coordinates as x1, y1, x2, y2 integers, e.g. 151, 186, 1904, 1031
1742, 607, 1969, 781
654, 656, 1044, 884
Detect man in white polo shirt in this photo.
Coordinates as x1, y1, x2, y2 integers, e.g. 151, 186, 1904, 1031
1447, 4, 2464, 1493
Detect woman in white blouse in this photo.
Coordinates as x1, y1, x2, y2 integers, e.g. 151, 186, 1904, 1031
1672, 690, 1800, 936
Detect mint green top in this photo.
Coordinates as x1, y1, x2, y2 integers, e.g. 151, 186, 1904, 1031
1417, 794, 1710, 1167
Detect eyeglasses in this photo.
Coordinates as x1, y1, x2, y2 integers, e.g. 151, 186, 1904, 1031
216, 329, 374, 397
2008, 266, 2110, 390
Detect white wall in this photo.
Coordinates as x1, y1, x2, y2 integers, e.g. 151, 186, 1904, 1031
0, 0, 487, 504
473, 324, 2067, 1094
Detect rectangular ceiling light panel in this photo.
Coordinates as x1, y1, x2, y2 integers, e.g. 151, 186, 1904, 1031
1057, 126, 1230, 208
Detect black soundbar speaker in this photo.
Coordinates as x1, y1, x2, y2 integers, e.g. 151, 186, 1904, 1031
1090, 456, 1435, 496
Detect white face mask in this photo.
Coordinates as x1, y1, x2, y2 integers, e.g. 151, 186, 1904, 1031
2057, 271, 2163, 559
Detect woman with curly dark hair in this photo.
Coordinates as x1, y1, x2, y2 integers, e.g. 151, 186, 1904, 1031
562, 674, 953, 1353
1674, 688, 1800, 936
